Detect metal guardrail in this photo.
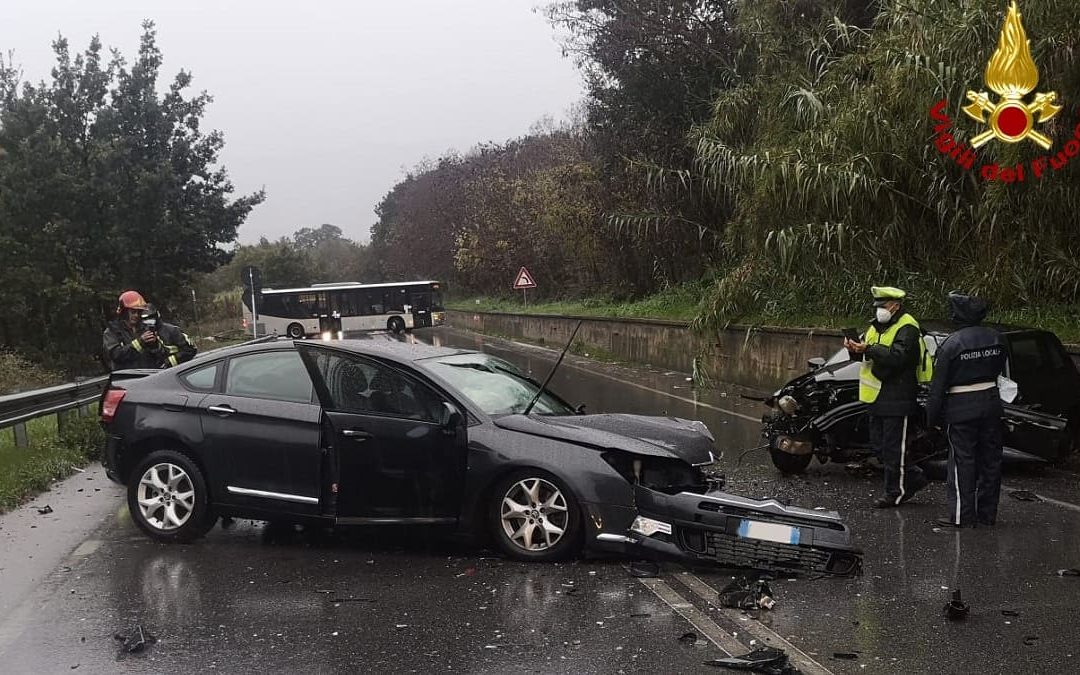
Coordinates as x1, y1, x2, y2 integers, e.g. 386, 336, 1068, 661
0, 376, 109, 447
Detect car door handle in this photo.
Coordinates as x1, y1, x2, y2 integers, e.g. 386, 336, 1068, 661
207, 405, 237, 416
342, 429, 372, 440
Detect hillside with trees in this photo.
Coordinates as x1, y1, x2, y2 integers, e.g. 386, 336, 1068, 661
367, 0, 1080, 330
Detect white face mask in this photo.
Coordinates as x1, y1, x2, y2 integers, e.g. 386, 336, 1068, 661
875, 307, 894, 323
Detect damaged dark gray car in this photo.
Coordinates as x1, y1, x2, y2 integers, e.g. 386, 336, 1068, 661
100, 339, 861, 576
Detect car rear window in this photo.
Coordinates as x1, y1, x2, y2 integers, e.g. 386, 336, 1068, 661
180, 362, 219, 391
226, 351, 313, 403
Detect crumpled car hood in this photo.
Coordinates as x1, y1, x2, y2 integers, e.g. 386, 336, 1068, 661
493, 413, 716, 465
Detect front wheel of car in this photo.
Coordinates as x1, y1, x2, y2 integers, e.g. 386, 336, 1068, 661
489, 470, 581, 562
769, 446, 812, 474
127, 450, 215, 543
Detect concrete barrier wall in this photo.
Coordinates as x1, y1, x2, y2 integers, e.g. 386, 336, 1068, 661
446, 310, 844, 392
447, 309, 1080, 392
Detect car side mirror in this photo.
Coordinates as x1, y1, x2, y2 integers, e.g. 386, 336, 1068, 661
440, 402, 463, 430
575, 404, 587, 415
807, 357, 826, 370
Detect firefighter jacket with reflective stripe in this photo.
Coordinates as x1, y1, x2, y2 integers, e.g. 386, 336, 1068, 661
857, 313, 931, 416
102, 321, 197, 371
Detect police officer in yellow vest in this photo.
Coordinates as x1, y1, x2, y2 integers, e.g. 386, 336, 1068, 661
845, 287, 933, 508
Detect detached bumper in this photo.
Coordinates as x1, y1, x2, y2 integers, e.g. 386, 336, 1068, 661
617, 487, 862, 576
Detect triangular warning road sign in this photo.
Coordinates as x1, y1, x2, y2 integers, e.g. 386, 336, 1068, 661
513, 266, 537, 289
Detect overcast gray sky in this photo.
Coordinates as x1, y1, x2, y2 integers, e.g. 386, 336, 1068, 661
1, 0, 585, 244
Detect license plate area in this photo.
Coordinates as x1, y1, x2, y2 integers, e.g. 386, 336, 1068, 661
738, 519, 800, 545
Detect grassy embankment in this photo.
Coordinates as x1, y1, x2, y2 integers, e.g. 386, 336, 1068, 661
451, 284, 1080, 345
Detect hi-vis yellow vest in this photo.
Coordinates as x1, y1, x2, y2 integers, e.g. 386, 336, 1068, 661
859, 314, 933, 403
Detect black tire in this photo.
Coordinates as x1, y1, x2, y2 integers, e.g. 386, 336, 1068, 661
488, 469, 582, 562
769, 446, 812, 474
387, 317, 406, 334
127, 450, 216, 543
287, 323, 305, 339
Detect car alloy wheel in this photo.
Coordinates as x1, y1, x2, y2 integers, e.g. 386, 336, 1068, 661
136, 462, 196, 531
490, 470, 580, 562
500, 477, 569, 551
127, 450, 215, 543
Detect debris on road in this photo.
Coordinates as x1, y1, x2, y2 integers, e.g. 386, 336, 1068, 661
1024, 636, 1040, 646
1001, 610, 1020, 617
704, 646, 797, 674
945, 590, 970, 620
833, 652, 859, 660
36, 505, 53, 515
629, 560, 660, 578
1054, 568, 1080, 577
114, 625, 156, 655
1008, 490, 1041, 502
719, 577, 776, 611
330, 597, 376, 604
678, 631, 699, 645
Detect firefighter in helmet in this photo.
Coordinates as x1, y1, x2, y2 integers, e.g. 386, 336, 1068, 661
102, 290, 197, 371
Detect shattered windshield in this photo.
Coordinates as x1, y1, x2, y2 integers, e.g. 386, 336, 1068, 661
423, 354, 575, 417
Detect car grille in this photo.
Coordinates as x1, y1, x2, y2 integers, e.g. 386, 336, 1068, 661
677, 527, 859, 576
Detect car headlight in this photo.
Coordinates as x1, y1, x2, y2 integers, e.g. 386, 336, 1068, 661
777, 395, 800, 416
630, 516, 672, 538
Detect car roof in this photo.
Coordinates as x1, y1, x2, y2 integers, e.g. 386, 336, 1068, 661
196, 336, 472, 365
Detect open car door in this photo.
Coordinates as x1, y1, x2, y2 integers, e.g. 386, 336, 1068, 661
298, 345, 468, 523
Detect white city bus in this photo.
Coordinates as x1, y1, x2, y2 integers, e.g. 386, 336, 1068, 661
242, 281, 444, 339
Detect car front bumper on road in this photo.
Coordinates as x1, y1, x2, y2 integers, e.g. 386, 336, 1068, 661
611, 486, 862, 576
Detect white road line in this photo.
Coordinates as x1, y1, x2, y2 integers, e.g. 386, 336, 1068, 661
675, 571, 835, 675
636, 577, 744, 656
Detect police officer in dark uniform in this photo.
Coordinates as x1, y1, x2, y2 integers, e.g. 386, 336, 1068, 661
926, 292, 1006, 528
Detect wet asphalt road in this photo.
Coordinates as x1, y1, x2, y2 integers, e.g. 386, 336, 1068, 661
1, 326, 1079, 674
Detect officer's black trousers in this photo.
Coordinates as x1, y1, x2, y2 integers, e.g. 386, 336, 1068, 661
869, 415, 925, 504
945, 416, 1003, 526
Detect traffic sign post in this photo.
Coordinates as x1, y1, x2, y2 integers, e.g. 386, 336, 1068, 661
241, 266, 263, 338
512, 266, 537, 307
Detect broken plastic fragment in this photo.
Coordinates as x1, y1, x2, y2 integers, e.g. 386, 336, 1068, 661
678, 632, 698, 645
114, 625, 156, 655
719, 577, 776, 611
1001, 610, 1020, 617
703, 646, 796, 674
944, 590, 969, 621
36, 505, 53, 515
1055, 568, 1080, 577
1023, 636, 1040, 646
1009, 490, 1041, 502
833, 652, 859, 660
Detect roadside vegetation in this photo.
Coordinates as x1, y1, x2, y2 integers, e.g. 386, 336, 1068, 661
371, 1, 1080, 338
452, 285, 1080, 345
0, 413, 104, 513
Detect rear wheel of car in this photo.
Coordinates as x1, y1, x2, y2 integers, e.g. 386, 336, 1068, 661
287, 323, 305, 339
489, 470, 581, 562
769, 446, 812, 474
127, 450, 215, 543
387, 317, 406, 334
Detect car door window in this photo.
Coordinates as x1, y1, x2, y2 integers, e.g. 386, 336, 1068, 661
312, 351, 443, 422
180, 362, 220, 391
226, 351, 314, 403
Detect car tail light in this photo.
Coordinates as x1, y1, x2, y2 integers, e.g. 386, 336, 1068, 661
101, 389, 127, 423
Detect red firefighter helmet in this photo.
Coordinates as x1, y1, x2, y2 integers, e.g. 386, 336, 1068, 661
117, 290, 148, 315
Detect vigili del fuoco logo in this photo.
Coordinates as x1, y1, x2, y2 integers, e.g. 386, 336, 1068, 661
928, 1, 1079, 183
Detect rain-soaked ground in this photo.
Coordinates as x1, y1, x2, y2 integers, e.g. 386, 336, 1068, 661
1, 326, 1079, 674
